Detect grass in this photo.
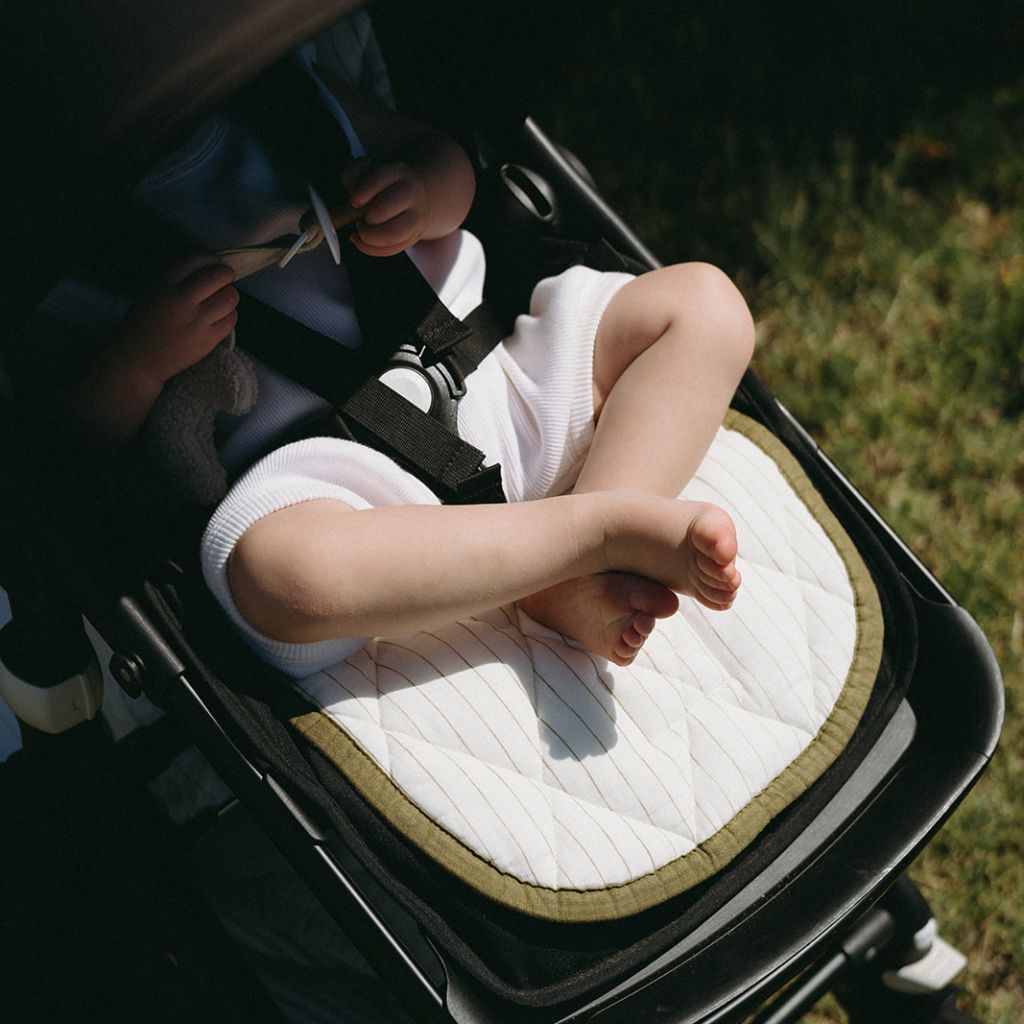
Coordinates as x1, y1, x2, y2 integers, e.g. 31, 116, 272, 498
748, 115, 1024, 1024
535, 3, 1024, 1019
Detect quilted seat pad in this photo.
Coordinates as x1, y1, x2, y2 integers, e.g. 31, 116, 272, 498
289, 412, 883, 921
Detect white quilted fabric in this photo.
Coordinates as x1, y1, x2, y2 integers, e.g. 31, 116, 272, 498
290, 417, 875, 904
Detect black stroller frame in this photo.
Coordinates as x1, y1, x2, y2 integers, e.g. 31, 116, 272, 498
0, 2, 1004, 1022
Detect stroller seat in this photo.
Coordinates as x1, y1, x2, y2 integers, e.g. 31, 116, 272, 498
0, 3, 1003, 1023
283, 410, 881, 922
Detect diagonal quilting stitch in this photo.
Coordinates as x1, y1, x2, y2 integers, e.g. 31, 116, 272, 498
290, 418, 872, 895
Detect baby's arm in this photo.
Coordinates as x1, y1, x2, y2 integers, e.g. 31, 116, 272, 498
335, 87, 476, 257
68, 256, 239, 448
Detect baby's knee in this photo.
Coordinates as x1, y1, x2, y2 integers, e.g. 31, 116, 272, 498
227, 508, 329, 642
663, 262, 756, 372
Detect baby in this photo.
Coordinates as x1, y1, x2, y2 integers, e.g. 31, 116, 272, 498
61, 69, 754, 672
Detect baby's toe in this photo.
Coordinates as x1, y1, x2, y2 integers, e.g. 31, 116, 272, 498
692, 573, 741, 602
628, 578, 680, 620
621, 624, 646, 649
690, 507, 738, 565
697, 577, 740, 609
610, 643, 638, 666
632, 613, 657, 637
696, 551, 740, 584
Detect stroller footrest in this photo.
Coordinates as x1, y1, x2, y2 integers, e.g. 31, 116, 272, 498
883, 930, 968, 995
0, 654, 103, 734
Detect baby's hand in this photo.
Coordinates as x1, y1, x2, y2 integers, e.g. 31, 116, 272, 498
341, 156, 432, 258
114, 255, 239, 385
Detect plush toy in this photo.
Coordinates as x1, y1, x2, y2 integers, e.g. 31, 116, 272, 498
144, 332, 258, 506
143, 191, 356, 507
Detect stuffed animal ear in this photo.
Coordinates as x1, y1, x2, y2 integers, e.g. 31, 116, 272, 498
144, 342, 258, 506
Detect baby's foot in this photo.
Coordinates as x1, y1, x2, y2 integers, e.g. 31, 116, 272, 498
517, 573, 679, 666
605, 495, 742, 612
677, 502, 743, 611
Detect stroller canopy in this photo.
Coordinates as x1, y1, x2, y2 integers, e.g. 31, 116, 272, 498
4, 0, 359, 327
3, 0, 576, 329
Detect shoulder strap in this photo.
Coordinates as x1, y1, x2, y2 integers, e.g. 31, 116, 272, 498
228, 54, 507, 503
230, 54, 502, 360
235, 287, 505, 504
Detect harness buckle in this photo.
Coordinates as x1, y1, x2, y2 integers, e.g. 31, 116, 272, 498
378, 344, 465, 433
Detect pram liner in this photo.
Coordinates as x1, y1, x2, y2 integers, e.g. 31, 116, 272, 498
279, 406, 885, 923
117, 346, 910, 1006
0, 2, 1004, 1022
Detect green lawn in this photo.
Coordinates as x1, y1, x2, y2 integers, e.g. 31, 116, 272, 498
538, 4, 1023, 1019
746, 119, 1024, 1024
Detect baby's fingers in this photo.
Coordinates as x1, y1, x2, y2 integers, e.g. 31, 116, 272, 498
160, 253, 228, 290
199, 280, 240, 329
177, 261, 237, 305
345, 160, 410, 210
359, 179, 417, 226
351, 209, 421, 257
340, 156, 373, 196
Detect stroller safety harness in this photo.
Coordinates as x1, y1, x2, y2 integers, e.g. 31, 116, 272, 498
232, 235, 509, 504
225, 51, 511, 501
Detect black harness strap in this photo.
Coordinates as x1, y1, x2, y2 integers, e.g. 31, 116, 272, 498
449, 302, 509, 380
226, 55, 508, 503
235, 288, 506, 504
343, 379, 503, 503
340, 240, 474, 366
237, 290, 386, 410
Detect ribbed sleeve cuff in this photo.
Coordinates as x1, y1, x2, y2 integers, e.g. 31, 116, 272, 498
201, 438, 440, 677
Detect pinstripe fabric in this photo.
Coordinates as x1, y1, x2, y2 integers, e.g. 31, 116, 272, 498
289, 412, 883, 920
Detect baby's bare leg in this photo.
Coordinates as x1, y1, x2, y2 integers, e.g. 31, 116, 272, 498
519, 264, 755, 663
228, 488, 745, 650
582, 262, 755, 496
228, 266, 753, 664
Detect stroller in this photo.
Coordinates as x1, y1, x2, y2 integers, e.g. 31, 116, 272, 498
0, 1, 1004, 1022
